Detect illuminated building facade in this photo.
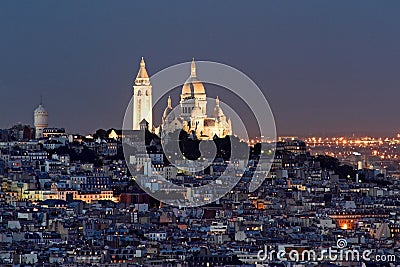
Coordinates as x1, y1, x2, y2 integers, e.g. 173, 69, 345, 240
132, 57, 153, 131
131, 58, 232, 139
160, 59, 232, 139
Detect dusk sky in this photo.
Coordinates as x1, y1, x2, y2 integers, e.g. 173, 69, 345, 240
1, 1, 400, 136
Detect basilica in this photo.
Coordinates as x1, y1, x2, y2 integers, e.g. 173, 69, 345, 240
132, 57, 232, 140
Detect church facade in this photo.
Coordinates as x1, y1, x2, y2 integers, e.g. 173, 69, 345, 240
132, 58, 232, 140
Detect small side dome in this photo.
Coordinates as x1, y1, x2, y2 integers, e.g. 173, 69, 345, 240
190, 99, 203, 118
162, 96, 173, 122
212, 96, 225, 118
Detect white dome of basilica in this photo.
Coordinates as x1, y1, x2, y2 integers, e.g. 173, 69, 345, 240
149, 58, 232, 140
181, 59, 205, 97
190, 99, 204, 118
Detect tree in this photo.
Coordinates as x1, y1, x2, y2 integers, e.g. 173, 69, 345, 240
336, 164, 356, 180
316, 155, 340, 170
94, 129, 107, 139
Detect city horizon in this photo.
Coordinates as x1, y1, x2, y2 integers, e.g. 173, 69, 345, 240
2, 1, 400, 136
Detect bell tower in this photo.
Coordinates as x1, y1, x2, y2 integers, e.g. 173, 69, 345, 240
133, 57, 152, 130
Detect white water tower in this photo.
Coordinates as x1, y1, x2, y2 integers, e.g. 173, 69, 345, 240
34, 102, 48, 139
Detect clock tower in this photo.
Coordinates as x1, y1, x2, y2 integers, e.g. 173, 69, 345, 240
133, 57, 152, 130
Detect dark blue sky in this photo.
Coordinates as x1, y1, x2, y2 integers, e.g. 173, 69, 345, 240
1, 1, 399, 136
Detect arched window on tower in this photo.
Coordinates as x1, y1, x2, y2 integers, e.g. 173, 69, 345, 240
137, 90, 142, 96
137, 99, 142, 123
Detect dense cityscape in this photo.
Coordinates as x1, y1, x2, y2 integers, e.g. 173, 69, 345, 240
0, 58, 399, 266
1, 122, 400, 266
